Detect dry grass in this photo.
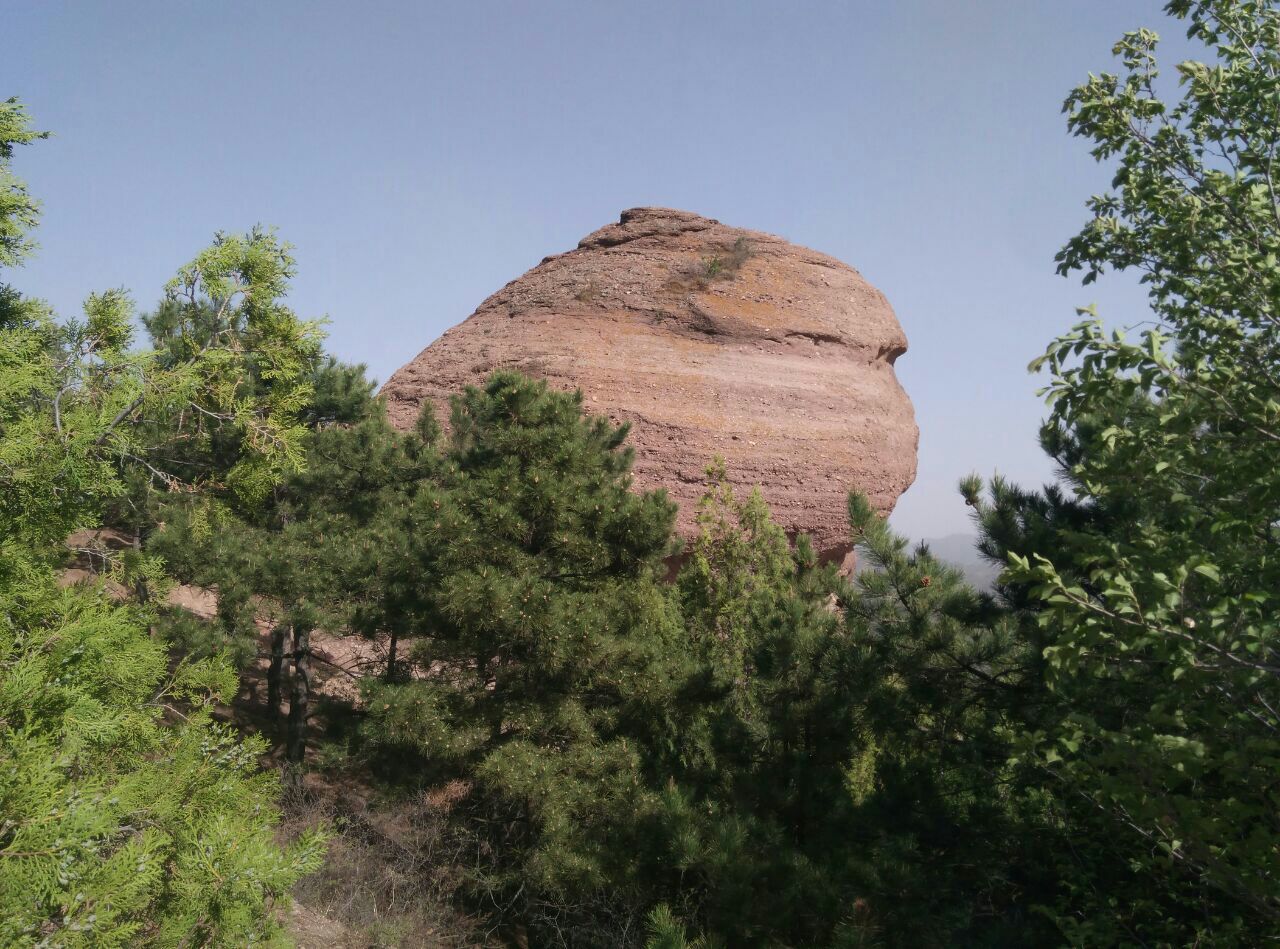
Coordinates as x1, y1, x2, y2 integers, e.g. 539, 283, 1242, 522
573, 280, 602, 304
702, 236, 752, 281
280, 776, 489, 947
664, 237, 754, 296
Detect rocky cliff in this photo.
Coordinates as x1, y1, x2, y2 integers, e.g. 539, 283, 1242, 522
381, 207, 917, 562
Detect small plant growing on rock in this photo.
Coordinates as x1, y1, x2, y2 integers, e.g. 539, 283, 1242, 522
702, 236, 752, 281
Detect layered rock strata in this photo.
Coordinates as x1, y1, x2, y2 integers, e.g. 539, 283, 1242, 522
381, 207, 918, 562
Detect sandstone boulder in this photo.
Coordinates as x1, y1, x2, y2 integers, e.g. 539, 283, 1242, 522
381, 207, 917, 562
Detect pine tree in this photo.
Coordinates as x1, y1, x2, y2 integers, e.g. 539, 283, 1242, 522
150, 357, 429, 771
650, 468, 1048, 946
362, 372, 681, 940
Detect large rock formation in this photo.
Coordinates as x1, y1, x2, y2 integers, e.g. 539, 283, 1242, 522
381, 207, 917, 562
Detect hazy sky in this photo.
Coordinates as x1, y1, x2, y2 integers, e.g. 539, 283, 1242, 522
8, 1, 1201, 538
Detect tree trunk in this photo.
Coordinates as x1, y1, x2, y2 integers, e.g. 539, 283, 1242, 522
131, 533, 149, 603
267, 623, 288, 717
797, 718, 811, 847
385, 629, 399, 683
286, 624, 311, 765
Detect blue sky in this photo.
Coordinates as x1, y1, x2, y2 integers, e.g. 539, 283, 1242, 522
7, 1, 1200, 538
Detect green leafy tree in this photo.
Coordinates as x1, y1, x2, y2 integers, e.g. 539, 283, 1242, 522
965, 1, 1280, 939
0, 97, 47, 271
0, 579, 325, 946
0, 100, 326, 945
101, 229, 326, 551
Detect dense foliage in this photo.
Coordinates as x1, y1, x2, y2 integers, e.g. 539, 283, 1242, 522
361, 373, 683, 940
3, 1, 1277, 945
962, 0, 1280, 941
0, 103, 324, 945
646, 474, 1045, 946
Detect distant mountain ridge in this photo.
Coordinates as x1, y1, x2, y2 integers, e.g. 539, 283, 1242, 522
918, 532, 1003, 590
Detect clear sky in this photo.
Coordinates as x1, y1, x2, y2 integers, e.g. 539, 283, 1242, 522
7, 1, 1200, 538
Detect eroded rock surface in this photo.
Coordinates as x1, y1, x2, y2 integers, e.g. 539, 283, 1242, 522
381, 207, 917, 562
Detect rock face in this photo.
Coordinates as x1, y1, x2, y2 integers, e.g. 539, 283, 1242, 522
381, 208, 917, 562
